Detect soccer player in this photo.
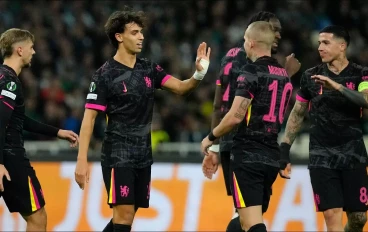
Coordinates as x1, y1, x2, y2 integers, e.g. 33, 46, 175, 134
279, 25, 368, 231
0, 28, 79, 231
201, 11, 301, 231
74, 7, 211, 232
201, 21, 293, 232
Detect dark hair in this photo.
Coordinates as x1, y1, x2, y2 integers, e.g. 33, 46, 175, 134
319, 25, 350, 47
248, 11, 277, 26
236, 11, 278, 47
0, 28, 35, 58
104, 6, 146, 49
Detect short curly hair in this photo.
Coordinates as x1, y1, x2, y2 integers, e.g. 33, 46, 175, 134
104, 6, 146, 49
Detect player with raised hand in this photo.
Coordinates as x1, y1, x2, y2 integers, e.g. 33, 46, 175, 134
74, 6, 210, 232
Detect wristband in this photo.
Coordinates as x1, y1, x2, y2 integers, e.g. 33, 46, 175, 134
209, 144, 219, 152
208, 131, 217, 141
280, 142, 291, 153
193, 58, 210, 80
279, 142, 291, 170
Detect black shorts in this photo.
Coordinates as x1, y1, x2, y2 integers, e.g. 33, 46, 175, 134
0, 153, 45, 214
310, 167, 368, 212
220, 151, 232, 196
102, 165, 151, 208
229, 161, 278, 213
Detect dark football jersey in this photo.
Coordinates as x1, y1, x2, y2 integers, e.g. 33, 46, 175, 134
85, 58, 171, 168
233, 56, 293, 167
297, 62, 368, 169
216, 47, 250, 152
0, 65, 26, 153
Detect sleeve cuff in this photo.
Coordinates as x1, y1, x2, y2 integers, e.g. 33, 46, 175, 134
296, 94, 309, 103
161, 75, 172, 87
85, 103, 107, 111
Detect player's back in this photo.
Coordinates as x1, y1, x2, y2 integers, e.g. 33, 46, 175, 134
0, 65, 25, 151
217, 47, 250, 151
219, 47, 249, 114
232, 56, 292, 167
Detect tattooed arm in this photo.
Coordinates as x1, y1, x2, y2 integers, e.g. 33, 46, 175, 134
279, 100, 309, 178
212, 96, 251, 138
282, 101, 309, 145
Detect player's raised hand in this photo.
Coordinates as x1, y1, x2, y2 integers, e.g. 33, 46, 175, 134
311, 75, 342, 91
285, 53, 301, 77
193, 43, 211, 81
195, 42, 211, 66
202, 151, 219, 179
201, 136, 213, 156
0, 164, 10, 192
57, 130, 79, 148
75, 159, 89, 190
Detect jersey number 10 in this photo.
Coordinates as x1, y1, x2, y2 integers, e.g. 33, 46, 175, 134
263, 80, 293, 124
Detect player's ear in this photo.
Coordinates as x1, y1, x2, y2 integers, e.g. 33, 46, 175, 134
341, 42, 347, 52
16, 46, 23, 57
115, 33, 123, 43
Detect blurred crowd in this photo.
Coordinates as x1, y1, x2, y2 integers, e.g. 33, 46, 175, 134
1, 0, 368, 149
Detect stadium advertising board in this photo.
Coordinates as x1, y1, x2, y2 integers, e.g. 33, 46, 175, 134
0, 163, 365, 231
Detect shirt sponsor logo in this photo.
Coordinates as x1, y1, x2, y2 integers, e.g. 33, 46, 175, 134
87, 93, 97, 100
1, 90, 16, 100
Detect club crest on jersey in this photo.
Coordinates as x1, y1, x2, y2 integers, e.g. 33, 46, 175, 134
89, 82, 96, 92
144, 77, 152, 88
6, 82, 16, 91
237, 76, 245, 82
156, 65, 163, 72
346, 82, 355, 90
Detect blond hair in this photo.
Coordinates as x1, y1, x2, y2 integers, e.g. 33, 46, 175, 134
0, 28, 35, 58
245, 21, 275, 49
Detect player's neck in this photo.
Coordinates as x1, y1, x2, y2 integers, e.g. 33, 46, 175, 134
3, 58, 22, 76
249, 51, 271, 62
327, 57, 349, 75
114, 49, 136, 68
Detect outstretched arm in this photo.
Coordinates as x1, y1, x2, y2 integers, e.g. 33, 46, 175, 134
23, 116, 59, 137
338, 86, 368, 108
312, 75, 368, 108
162, 42, 211, 96
23, 116, 78, 147
201, 96, 251, 155
212, 96, 251, 138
